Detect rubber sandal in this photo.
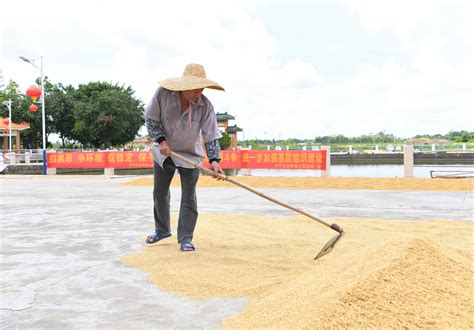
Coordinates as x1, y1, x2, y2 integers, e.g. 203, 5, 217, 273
180, 242, 195, 252
146, 231, 172, 244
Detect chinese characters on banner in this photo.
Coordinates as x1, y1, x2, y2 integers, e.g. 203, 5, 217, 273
47, 150, 327, 170
47, 151, 153, 168
245, 150, 326, 170
203, 150, 326, 170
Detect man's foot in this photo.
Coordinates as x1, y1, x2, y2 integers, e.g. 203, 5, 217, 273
146, 231, 172, 244
180, 242, 195, 252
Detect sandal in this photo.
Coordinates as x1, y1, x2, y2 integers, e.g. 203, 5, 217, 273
146, 231, 172, 244
180, 242, 195, 252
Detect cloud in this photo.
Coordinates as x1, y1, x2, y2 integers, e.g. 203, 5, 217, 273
340, 0, 465, 34
1, 0, 472, 141
318, 47, 472, 138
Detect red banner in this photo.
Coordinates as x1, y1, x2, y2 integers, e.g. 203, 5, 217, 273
202, 150, 243, 168
48, 150, 327, 170
105, 151, 154, 168
243, 150, 326, 170
47, 151, 153, 169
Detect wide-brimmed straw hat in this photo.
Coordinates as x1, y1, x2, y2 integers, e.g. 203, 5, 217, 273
159, 63, 225, 92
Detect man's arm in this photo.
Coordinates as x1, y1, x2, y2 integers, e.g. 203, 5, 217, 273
205, 139, 221, 163
145, 117, 166, 143
146, 117, 171, 156
145, 88, 171, 156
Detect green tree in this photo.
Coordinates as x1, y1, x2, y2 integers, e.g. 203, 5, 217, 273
219, 132, 232, 150
46, 83, 77, 146
71, 82, 144, 148
244, 139, 262, 150
0, 79, 46, 149
458, 131, 473, 142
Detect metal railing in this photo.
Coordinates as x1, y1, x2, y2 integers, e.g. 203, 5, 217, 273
0, 150, 44, 165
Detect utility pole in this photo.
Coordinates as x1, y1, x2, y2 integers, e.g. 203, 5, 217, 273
2, 99, 12, 151
20, 56, 47, 175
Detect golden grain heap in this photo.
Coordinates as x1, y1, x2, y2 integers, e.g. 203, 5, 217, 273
121, 177, 473, 328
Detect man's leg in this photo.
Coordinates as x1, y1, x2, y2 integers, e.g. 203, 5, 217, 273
176, 166, 200, 243
153, 158, 176, 234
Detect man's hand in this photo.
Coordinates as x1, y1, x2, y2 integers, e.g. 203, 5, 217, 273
159, 140, 171, 156
210, 161, 225, 180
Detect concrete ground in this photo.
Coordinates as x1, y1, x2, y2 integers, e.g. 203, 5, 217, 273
0, 175, 472, 329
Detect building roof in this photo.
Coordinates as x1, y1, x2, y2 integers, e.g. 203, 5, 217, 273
216, 112, 235, 121
226, 125, 243, 133
0, 117, 30, 131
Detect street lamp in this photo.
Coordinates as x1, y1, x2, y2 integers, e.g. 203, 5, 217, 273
19, 56, 47, 175
2, 99, 12, 151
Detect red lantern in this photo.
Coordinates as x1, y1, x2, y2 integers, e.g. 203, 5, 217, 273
26, 85, 42, 102
29, 104, 39, 112
2, 118, 10, 125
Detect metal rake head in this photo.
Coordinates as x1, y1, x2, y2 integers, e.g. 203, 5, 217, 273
314, 231, 345, 260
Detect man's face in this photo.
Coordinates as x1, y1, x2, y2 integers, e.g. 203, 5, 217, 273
181, 89, 204, 103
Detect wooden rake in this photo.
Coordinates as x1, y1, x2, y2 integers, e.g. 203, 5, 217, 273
171, 151, 344, 260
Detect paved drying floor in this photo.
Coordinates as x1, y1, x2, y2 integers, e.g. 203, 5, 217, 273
0, 175, 472, 328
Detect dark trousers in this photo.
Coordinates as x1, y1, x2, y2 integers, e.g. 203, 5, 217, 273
153, 157, 200, 243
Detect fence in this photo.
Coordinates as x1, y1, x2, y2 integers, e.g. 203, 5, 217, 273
3, 145, 469, 177
0, 150, 43, 164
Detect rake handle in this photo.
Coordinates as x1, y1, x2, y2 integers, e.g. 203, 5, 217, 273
171, 151, 343, 233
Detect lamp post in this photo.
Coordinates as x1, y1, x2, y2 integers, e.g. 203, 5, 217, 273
2, 99, 12, 151
19, 56, 47, 175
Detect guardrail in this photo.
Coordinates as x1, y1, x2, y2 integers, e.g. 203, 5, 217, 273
0, 151, 43, 164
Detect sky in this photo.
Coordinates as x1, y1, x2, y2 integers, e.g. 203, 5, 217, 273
0, 0, 472, 140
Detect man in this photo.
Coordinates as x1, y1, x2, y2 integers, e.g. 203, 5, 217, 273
144, 63, 225, 252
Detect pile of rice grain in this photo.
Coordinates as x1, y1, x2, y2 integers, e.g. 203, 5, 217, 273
121, 214, 473, 328
123, 176, 474, 191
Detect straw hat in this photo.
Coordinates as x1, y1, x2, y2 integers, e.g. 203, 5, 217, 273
159, 63, 225, 92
